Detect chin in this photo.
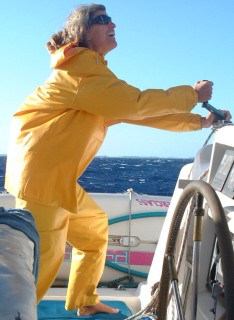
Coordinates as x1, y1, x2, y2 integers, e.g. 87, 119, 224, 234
104, 43, 117, 55
111, 41, 118, 50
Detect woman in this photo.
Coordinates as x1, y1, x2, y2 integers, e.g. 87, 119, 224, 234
5, 3, 230, 317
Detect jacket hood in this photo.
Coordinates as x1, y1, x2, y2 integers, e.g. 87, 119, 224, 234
50, 41, 86, 69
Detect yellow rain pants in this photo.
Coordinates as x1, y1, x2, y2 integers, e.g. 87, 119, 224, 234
16, 184, 108, 310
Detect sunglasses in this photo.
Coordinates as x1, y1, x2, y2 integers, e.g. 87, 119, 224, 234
89, 15, 112, 27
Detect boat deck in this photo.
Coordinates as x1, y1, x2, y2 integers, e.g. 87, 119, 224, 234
38, 299, 132, 319
42, 287, 141, 316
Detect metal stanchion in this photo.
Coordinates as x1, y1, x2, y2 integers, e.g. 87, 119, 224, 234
167, 254, 185, 320
191, 193, 204, 320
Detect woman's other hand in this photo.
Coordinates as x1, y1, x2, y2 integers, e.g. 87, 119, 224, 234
201, 110, 232, 128
194, 80, 213, 103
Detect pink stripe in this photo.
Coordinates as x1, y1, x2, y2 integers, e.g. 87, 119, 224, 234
64, 245, 155, 266
106, 250, 154, 266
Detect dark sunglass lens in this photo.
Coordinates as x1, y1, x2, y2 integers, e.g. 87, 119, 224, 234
101, 15, 111, 24
90, 15, 111, 26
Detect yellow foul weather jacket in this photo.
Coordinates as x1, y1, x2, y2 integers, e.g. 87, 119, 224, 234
5, 42, 201, 213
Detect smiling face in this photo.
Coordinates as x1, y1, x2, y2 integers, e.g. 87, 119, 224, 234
85, 10, 117, 56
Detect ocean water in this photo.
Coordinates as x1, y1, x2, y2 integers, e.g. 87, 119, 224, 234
0, 155, 193, 196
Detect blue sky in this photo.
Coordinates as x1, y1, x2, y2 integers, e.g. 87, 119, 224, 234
1, 0, 234, 157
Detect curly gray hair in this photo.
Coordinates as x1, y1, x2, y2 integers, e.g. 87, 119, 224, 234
46, 4, 105, 53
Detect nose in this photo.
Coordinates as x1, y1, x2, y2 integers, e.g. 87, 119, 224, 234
109, 21, 116, 28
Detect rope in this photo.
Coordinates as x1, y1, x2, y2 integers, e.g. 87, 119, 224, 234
156, 181, 234, 319
155, 191, 194, 319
